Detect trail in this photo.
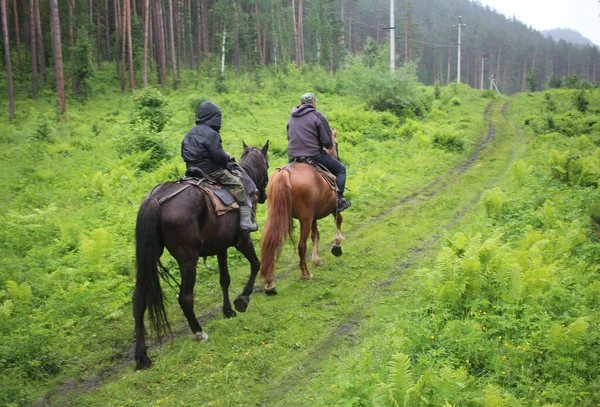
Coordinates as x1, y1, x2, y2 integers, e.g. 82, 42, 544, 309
38, 99, 522, 406
258, 99, 524, 405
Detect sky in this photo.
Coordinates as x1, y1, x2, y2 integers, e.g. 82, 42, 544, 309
475, 0, 600, 46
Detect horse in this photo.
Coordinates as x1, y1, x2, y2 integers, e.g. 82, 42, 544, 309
132, 141, 269, 370
259, 131, 344, 294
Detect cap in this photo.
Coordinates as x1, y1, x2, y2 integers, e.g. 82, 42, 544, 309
300, 93, 317, 105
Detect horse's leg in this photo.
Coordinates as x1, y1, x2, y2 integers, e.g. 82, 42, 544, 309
233, 234, 260, 312
217, 251, 236, 318
311, 220, 323, 266
132, 286, 152, 369
298, 218, 313, 279
178, 255, 209, 341
331, 212, 344, 257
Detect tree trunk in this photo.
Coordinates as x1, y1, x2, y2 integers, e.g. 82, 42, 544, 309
168, 0, 177, 84
127, 0, 134, 90
121, 0, 127, 92
298, 0, 304, 63
232, 0, 240, 71
1, 0, 14, 118
68, 0, 76, 93
35, 0, 46, 83
143, 0, 150, 87
49, 0, 66, 116
187, 0, 193, 70
196, 0, 202, 70
291, 0, 299, 67
154, 0, 167, 86
12, 0, 22, 77
200, 0, 209, 76
29, 0, 38, 97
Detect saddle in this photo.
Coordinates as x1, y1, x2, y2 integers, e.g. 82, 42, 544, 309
285, 158, 338, 192
150, 167, 238, 216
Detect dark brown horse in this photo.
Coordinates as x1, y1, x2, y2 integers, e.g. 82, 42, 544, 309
133, 141, 269, 370
259, 131, 343, 294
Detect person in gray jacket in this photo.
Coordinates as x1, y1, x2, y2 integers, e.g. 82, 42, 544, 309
182, 101, 258, 231
287, 93, 351, 212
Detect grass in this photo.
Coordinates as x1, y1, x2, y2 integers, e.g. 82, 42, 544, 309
1, 65, 600, 406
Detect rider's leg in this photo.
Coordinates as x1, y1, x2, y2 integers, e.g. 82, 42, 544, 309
313, 153, 351, 212
208, 169, 258, 231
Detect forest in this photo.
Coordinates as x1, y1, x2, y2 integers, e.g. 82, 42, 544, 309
1, 0, 599, 119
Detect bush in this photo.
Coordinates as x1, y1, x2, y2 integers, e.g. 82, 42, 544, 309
433, 130, 464, 151
342, 50, 424, 117
116, 120, 171, 171
132, 87, 170, 132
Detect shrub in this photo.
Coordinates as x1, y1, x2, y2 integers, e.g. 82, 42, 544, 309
342, 53, 423, 117
116, 120, 171, 171
433, 130, 464, 151
132, 87, 170, 132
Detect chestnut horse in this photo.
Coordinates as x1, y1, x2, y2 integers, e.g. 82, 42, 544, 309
259, 131, 344, 294
133, 141, 269, 370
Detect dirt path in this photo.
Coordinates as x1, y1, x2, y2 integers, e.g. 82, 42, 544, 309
38, 100, 522, 406
258, 99, 525, 405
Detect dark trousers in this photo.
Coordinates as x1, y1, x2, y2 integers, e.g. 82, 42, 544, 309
310, 152, 347, 197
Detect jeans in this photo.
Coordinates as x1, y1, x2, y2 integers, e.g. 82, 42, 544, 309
311, 152, 347, 197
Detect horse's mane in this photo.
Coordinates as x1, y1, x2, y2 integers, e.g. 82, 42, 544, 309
240, 147, 268, 186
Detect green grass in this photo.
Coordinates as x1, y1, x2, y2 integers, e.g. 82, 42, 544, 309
1, 65, 599, 406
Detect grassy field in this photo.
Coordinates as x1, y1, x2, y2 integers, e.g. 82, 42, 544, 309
1, 66, 599, 406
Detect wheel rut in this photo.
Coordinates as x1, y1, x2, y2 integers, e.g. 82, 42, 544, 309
38, 100, 521, 406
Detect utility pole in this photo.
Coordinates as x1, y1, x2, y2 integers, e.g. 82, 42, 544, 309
480, 52, 488, 90
390, 0, 395, 72
454, 16, 466, 83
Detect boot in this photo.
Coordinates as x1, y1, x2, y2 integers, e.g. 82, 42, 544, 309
337, 197, 351, 212
239, 206, 258, 232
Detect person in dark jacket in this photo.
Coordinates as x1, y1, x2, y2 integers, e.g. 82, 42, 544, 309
287, 93, 351, 212
182, 101, 257, 232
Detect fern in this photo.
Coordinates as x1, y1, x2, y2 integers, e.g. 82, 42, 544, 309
483, 384, 506, 407
567, 318, 589, 345
375, 353, 414, 407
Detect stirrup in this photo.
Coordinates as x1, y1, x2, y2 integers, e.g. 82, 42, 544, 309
337, 198, 351, 212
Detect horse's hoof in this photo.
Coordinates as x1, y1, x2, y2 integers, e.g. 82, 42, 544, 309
135, 355, 153, 370
224, 308, 237, 318
234, 296, 249, 312
331, 245, 342, 257
300, 273, 313, 280
264, 287, 278, 296
194, 331, 209, 342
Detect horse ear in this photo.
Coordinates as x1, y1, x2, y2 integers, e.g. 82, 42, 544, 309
243, 140, 249, 149
262, 140, 269, 154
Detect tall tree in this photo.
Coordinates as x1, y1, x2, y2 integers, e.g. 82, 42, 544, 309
35, 0, 46, 83
11, 0, 22, 76
143, 0, 150, 87
126, 0, 134, 90
29, 0, 38, 97
1, 0, 14, 118
49, 0, 66, 116
168, 0, 177, 84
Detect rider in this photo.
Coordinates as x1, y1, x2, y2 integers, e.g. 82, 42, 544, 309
181, 101, 258, 232
287, 92, 351, 212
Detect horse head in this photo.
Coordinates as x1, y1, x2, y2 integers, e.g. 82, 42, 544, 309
241, 140, 270, 204
324, 129, 339, 159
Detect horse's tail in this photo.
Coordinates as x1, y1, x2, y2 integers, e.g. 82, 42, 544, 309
260, 169, 294, 283
134, 197, 171, 338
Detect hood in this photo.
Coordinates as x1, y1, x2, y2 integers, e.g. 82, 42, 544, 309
195, 102, 222, 131
290, 103, 316, 118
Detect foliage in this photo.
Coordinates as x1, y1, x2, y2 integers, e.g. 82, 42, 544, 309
132, 87, 170, 132
70, 29, 95, 100
342, 43, 425, 117
116, 119, 171, 171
